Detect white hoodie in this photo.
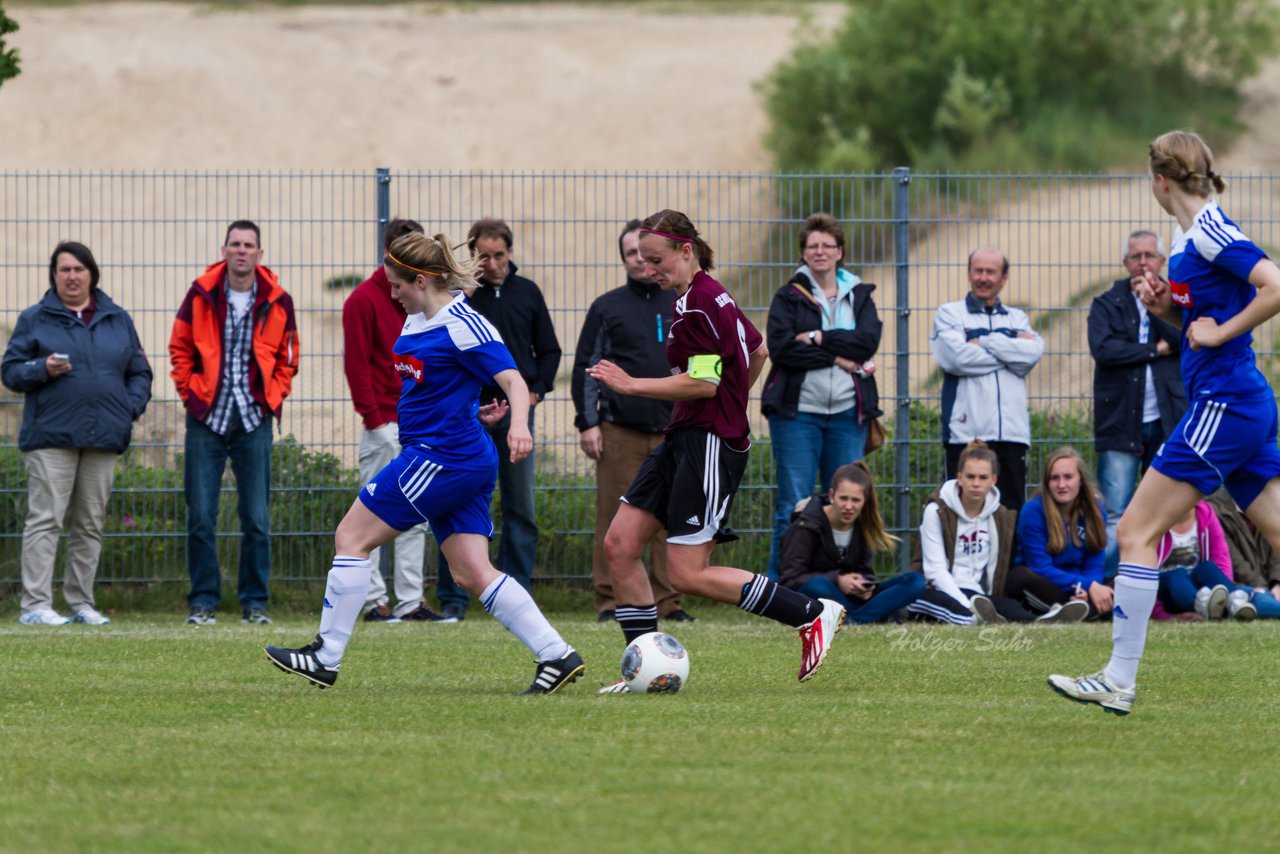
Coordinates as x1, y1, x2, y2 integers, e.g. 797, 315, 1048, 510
918, 479, 1003, 610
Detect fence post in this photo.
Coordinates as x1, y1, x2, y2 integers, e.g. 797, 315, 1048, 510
375, 168, 391, 261
893, 166, 912, 574
374, 167, 392, 585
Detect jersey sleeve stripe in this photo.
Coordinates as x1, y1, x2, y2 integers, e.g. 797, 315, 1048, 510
448, 304, 495, 345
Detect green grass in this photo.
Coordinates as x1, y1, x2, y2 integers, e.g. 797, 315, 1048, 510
3, 610, 1279, 852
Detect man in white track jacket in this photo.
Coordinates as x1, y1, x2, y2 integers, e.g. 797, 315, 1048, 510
931, 247, 1044, 511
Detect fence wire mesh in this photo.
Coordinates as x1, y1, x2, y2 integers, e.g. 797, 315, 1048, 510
2, 170, 1278, 584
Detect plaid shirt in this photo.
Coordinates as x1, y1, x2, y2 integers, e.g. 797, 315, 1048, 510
206, 279, 263, 435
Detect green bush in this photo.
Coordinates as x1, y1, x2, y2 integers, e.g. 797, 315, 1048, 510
0, 4, 18, 91
763, 0, 1276, 173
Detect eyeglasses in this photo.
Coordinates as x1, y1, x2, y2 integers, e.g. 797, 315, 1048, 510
805, 243, 840, 252
1126, 252, 1162, 262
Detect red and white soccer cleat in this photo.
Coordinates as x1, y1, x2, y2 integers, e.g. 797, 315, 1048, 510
797, 598, 845, 681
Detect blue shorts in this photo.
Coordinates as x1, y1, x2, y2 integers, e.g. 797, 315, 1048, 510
357, 445, 496, 543
1152, 393, 1280, 510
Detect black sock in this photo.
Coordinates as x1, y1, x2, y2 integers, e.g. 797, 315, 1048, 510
738, 576, 822, 628
615, 604, 658, 644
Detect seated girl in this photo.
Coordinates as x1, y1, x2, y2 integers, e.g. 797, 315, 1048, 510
1010, 447, 1113, 620
778, 462, 924, 624
1154, 500, 1277, 620
906, 441, 1087, 625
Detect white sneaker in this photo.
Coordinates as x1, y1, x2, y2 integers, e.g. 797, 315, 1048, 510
1228, 589, 1257, 622
1036, 600, 1089, 624
19, 608, 70, 626
798, 598, 845, 681
1194, 584, 1229, 620
1046, 670, 1135, 715
72, 607, 110, 625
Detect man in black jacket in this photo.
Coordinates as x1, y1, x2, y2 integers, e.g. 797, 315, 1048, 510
435, 219, 561, 617
571, 220, 693, 623
1088, 229, 1187, 575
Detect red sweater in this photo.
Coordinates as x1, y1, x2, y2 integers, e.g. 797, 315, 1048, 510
342, 266, 406, 430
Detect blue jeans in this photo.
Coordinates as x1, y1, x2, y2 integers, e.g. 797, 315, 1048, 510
766, 410, 867, 581
796, 571, 925, 624
1159, 560, 1280, 618
184, 411, 272, 611
437, 409, 537, 608
1097, 420, 1164, 578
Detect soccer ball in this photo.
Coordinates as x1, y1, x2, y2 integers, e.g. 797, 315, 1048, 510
621, 631, 690, 694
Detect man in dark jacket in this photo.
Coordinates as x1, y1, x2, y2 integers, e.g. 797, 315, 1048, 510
436, 219, 561, 617
1088, 229, 1187, 575
571, 220, 692, 623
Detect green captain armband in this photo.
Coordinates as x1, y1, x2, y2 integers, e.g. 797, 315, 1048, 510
687, 354, 723, 384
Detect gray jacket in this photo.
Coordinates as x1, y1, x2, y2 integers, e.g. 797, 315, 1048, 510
2, 289, 152, 453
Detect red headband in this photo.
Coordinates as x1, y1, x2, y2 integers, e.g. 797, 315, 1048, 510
640, 227, 694, 244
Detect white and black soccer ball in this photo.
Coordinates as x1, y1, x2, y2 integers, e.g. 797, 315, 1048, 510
621, 631, 690, 694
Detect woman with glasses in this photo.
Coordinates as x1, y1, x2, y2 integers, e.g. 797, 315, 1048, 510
761, 213, 883, 581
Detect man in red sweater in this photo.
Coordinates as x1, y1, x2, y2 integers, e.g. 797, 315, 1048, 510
342, 218, 451, 623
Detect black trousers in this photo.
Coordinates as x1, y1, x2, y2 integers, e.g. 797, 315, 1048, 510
945, 441, 1028, 512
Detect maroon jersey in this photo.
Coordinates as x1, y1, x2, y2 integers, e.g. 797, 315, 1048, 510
666, 271, 764, 449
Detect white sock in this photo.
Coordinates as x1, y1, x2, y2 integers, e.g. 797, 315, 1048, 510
317, 555, 373, 667
481, 574, 571, 662
1103, 563, 1160, 690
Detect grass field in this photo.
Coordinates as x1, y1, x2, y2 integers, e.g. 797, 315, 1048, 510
3, 608, 1279, 852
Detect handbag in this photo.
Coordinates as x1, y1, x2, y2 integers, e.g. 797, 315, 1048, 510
864, 416, 886, 454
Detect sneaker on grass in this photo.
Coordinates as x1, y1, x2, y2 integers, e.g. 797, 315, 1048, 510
1046, 670, 1134, 716
400, 603, 455, 623
797, 598, 845, 682
19, 608, 69, 626
522, 650, 585, 695
242, 608, 272, 625
264, 635, 338, 688
1195, 584, 1229, 620
1228, 589, 1257, 622
970, 595, 1006, 625
1035, 600, 1088, 624
186, 607, 216, 625
362, 604, 402, 623
72, 607, 111, 625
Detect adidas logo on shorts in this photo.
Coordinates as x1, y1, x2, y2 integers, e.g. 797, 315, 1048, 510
686, 515, 700, 526
365, 483, 377, 496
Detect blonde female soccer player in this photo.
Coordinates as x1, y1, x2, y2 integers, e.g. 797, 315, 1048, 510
265, 232, 583, 694
1050, 130, 1280, 715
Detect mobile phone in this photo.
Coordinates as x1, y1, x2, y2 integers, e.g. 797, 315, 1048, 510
51, 352, 69, 364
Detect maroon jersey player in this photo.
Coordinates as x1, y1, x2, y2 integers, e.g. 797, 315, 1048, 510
587, 209, 846, 692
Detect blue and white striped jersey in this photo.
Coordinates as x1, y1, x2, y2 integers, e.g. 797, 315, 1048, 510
392, 293, 516, 466
1168, 200, 1269, 399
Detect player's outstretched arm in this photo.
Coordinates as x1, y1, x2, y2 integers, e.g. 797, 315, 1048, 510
586, 358, 717, 401
1188, 258, 1280, 350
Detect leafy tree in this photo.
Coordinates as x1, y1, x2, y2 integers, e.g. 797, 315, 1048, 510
763, 0, 1277, 172
0, 3, 18, 91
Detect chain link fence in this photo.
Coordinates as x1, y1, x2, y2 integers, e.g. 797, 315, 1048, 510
2, 169, 1278, 584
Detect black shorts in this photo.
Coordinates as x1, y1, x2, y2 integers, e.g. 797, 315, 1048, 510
622, 428, 748, 545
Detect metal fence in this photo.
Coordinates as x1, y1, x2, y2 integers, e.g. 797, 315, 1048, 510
3, 169, 1279, 585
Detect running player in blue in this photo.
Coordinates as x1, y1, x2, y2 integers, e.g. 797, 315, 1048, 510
1050, 130, 1280, 715
265, 231, 584, 694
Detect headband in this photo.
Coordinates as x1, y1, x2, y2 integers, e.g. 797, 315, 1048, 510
640, 227, 695, 244
385, 249, 443, 278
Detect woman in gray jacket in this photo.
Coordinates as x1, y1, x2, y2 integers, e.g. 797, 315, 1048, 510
2, 241, 152, 626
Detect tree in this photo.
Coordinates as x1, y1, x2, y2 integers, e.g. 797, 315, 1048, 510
0, 3, 19, 91
762, 0, 1277, 172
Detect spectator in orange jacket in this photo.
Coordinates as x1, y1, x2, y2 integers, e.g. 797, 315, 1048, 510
169, 220, 299, 626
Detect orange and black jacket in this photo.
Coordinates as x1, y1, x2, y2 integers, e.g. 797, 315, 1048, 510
168, 261, 300, 423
